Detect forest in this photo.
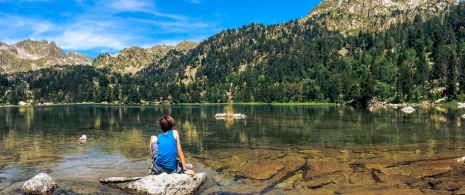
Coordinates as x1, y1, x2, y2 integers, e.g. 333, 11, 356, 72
1, 2, 465, 105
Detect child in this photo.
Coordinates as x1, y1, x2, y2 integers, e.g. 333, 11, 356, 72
150, 115, 194, 176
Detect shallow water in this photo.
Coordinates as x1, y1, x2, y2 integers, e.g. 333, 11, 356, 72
1, 104, 465, 194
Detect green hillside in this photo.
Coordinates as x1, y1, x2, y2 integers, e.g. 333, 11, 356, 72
2, 1, 465, 105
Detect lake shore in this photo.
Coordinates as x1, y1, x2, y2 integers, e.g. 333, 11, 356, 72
2, 99, 464, 108
0, 101, 338, 107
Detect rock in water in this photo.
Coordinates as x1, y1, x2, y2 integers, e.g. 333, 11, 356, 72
100, 172, 207, 195
21, 173, 57, 194
401, 106, 415, 113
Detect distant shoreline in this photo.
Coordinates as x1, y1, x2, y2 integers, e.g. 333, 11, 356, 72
0, 102, 337, 108
1, 100, 463, 108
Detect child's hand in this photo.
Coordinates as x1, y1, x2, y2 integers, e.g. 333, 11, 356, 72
184, 169, 195, 176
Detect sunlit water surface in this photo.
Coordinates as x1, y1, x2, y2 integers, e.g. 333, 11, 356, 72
0, 104, 464, 194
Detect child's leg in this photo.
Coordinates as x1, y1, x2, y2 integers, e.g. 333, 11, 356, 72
150, 135, 157, 144
175, 160, 194, 173
149, 135, 158, 174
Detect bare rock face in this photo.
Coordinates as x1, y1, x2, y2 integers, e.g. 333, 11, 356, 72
100, 172, 207, 195
304, 0, 457, 35
21, 173, 57, 194
92, 40, 198, 74
0, 39, 93, 73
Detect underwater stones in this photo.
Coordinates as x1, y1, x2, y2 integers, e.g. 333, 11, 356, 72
100, 172, 207, 195
207, 142, 465, 194
383, 158, 455, 178
202, 148, 308, 194
454, 188, 465, 195
305, 161, 350, 179
54, 180, 126, 194
237, 160, 284, 180
295, 175, 336, 189
21, 173, 57, 194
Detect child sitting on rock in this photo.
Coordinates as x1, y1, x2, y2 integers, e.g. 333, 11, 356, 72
149, 115, 195, 176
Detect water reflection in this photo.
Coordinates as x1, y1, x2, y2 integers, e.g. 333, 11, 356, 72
1, 105, 465, 192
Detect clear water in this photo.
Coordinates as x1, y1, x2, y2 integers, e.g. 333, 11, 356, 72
0, 104, 464, 193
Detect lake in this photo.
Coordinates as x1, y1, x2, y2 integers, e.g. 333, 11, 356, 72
1, 104, 465, 194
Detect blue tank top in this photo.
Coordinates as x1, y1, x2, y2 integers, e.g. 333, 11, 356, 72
155, 130, 177, 171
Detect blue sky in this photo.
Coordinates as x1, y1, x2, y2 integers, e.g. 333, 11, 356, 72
0, 0, 323, 58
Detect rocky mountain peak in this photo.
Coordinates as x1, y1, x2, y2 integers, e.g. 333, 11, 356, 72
0, 39, 92, 73
92, 41, 198, 74
175, 40, 198, 50
304, 0, 457, 35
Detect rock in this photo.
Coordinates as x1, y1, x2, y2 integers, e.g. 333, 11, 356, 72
99, 176, 143, 183
78, 135, 87, 143
458, 102, 465, 108
100, 172, 207, 195
455, 188, 465, 195
305, 161, 351, 179
457, 156, 465, 162
21, 173, 57, 194
401, 106, 415, 113
238, 160, 284, 180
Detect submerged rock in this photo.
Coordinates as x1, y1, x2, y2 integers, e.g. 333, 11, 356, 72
190, 143, 465, 194
100, 172, 207, 195
21, 173, 57, 194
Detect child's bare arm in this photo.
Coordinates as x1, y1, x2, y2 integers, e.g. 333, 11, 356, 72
174, 130, 195, 176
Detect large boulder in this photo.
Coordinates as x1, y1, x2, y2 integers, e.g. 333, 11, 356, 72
100, 172, 207, 195
21, 173, 57, 194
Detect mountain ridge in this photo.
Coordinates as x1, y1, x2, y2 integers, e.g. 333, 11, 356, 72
1, 0, 455, 74
304, 0, 457, 35
92, 40, 198, 74
2, 1, 465, 105
0, 39, 93, 73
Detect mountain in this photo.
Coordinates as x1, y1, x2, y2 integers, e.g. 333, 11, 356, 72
0, 39, 92, 73
304, 0, 458, 35
3, 1, 465, 105
134, 0, 465, 103
92, 40, 198, 74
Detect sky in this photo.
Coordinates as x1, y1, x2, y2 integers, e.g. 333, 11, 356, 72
0, 0, 323, 58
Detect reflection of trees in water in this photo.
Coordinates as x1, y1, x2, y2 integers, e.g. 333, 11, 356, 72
1, 105, 465, 171
179, 120, 206, 154
108, 128, 147, 159
0, 106, 155, 168
184, 105, 465, 150
224, 118, 234, 128
0, 123, 69, 169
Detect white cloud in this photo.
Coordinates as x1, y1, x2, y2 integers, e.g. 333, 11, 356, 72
105, 0, 155, 12
0, 0, 218, 56
134, 17, 210, 33
43, 19, 134, 51
52, 29, 129, 51
0, 14, 57, 38
30, 22, 55, 36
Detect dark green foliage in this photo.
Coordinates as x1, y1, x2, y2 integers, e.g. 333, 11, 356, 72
4, 2, 465, 105
2, 65, 142, 105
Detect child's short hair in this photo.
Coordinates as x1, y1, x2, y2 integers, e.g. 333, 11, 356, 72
160, 115, 175, 132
